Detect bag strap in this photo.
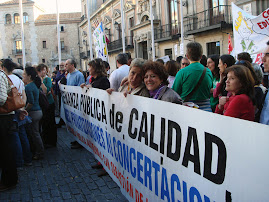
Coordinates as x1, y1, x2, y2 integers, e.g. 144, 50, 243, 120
184, 66, 207, 102
0, 69, 14, 87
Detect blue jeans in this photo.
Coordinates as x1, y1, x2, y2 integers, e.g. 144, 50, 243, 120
12, 113, 33, 166
18, 125, 32, 164
10, 129, 23, 168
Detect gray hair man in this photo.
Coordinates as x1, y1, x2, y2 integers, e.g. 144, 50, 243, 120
109, 53, 129, 91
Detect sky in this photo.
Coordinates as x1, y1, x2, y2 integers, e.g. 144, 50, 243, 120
36, 0, 81, 14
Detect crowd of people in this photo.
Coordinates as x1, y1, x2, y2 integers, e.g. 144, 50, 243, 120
0, 40, 269, 191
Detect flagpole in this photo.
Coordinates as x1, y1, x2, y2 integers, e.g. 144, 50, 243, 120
180, 0, 184, 55
86, 0, 93, 60
150, 0, 155, 61
56, 0, 61, 65
120, 0, 125, 53
19, 0, 26, 68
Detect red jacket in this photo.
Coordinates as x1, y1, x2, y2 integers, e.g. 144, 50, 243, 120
215, 94, 255, 121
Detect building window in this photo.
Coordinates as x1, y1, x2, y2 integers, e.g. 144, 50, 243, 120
15, 41, 22, 53
167, 0, 178, 25
207, 41, 220, 56
104, 28, 111, 42
117, 23, 122, 40
43, 41, 46, 48
61, 26, 64, 32
165, 48, 173, 60
60, 41, 65, 50
14, 13, 20, 24
141, 15, 149, 22
5, 14, 11, 24
42, 59, 45, 63
129, 17, 134, 37
18, 58, 22, 65
23, 12, 29, 23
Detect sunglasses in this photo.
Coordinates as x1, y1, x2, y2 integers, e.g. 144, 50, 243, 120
182, 63, 190, 66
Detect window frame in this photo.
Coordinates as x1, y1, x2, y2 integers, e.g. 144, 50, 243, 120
14, 13, 20, 24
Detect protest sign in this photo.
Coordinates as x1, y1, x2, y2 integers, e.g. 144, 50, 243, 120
93, 22, 108, 61
232, 3, 269, 64
60, 85, 269, 201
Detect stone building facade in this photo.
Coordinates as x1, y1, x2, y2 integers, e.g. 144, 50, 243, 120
79, 0, 269, 71
0, 0, 81, 72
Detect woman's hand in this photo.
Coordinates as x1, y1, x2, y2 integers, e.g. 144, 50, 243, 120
19, 109, 28, 120
218, 96, 228, 110
80, 83, 86, 88
106, 88, 114, 95
120, 76, 129, 86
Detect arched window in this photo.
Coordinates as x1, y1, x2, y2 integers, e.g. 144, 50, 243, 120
14, 13, 20, 24
23, 12, 29, 23
5, 14, 11, 24
141, 15, 149, 22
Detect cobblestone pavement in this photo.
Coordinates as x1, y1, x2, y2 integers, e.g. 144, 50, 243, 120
0, 126, 127, 202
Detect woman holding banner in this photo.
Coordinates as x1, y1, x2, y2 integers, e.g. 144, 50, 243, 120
215, 65, 255, 121
81, 58, 110, 90
117, 58, 149, 97
144, 61, 182, 104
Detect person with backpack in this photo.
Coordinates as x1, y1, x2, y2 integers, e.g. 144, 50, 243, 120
36, 64, 57, 148
23, 66, 44, 160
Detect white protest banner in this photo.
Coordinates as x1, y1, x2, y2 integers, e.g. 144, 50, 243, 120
159, 55, 170, 63
60, 85, 269, 201
93, 22, 108, 61
232, 3, 269, 64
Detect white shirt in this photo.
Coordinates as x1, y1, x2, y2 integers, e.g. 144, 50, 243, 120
8, 74, 25, 95
109, 64, 130, 91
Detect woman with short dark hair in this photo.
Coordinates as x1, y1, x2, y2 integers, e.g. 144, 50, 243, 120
165, 60, 179, 88
81, 58, 110, 90
144, 61, 182, 104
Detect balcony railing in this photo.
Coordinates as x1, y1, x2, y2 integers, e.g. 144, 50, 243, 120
56, 46, 68, 53
12, 49, 24, 55
154, 23, 180, 41
107, 36, 134, 53
184, 5, 232, 33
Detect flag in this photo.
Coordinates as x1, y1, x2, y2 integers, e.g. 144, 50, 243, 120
232, 3, 269, 64
93, 22, 108, 62
228, 34, 233, 54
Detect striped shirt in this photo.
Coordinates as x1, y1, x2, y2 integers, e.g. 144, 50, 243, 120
0, 70, 10, 106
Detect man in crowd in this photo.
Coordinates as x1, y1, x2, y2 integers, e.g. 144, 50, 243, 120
172, 41, 213, 111
65, 59, 85, 87
109, 53, 129, 91
0, 69, 18, 191
64, 59, 85, 149
259, 41, 269, 124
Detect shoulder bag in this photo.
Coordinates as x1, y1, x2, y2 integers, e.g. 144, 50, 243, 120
184, 66, 207, 103
0, 72, 25, 114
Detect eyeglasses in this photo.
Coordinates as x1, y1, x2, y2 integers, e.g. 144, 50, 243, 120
182, 63, 190, 66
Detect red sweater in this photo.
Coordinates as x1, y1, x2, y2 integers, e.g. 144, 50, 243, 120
215, 94, 255, 121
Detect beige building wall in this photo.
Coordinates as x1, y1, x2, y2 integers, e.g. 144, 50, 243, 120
0, 1, 81, 72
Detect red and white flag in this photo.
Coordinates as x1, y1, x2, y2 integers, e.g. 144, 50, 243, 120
228, 34, 233, 54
